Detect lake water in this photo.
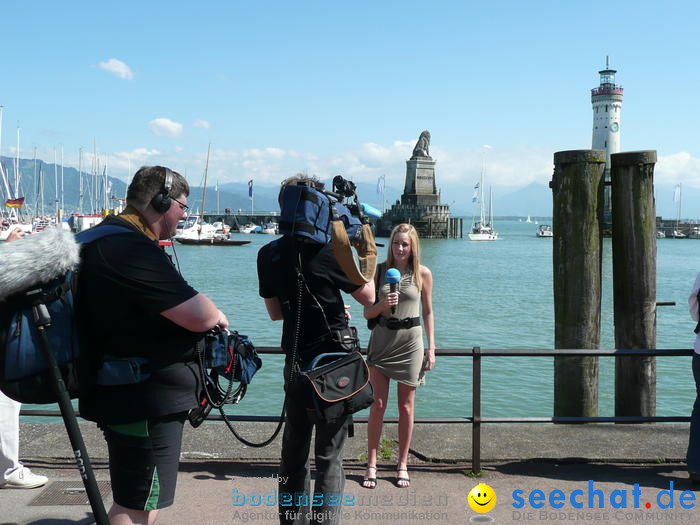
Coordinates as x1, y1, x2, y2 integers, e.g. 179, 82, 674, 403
26, 220, 700, 421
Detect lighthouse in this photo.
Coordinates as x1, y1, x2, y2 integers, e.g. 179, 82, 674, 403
591, 57, 623, 222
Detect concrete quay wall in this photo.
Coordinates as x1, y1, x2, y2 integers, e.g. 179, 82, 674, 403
19, 421, 690, 464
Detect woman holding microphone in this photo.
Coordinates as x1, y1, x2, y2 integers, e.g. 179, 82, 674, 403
362, 223, 435, 489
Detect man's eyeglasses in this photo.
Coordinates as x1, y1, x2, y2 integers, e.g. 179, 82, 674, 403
172, 197, 189, 212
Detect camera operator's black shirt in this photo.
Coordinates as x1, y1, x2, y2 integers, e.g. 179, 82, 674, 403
77, 215, 202, 424
257, 236, 361, 362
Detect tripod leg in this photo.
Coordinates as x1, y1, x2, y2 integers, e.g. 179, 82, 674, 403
34, 305, 108, 525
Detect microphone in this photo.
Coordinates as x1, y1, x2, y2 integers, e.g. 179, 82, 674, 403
0, 228, 81, 299
361, 203, 382, 219
385, 267, 401, 315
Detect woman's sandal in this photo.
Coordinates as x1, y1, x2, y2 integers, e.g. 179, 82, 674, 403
396, 468, 410, 488
362, 466, 377, 489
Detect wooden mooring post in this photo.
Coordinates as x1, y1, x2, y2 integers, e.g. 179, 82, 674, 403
611, 150, 657, 417
551, 150, 606, 417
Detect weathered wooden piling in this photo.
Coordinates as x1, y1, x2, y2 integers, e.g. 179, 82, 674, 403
551, 150, 606, 417
611, 150, 657, 417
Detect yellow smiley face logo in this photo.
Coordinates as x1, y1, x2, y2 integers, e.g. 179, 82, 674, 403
468, 483, 496, 513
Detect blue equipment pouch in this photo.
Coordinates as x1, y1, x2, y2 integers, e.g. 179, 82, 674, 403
95, 357, 151, 386
202, 329, 262, 385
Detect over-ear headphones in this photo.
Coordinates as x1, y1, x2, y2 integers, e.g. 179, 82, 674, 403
150, 166, 174, 213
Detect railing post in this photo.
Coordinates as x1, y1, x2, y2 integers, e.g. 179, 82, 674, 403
552, 150, 606, 418
612, 151, 658, 418
471, 346, 481, 474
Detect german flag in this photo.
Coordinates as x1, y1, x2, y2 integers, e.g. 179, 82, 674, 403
4, 197, 25, 208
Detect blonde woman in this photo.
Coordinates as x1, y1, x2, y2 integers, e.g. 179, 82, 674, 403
362, 223, 435, 488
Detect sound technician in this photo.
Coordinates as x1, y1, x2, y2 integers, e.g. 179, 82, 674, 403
77, 166, 228, 525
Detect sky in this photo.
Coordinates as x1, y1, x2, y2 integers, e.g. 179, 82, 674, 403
1, 0, 699, 199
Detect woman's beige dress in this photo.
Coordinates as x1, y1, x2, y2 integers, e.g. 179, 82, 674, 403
367, 270, 424, 387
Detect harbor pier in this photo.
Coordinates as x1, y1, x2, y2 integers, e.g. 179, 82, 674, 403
202, 212, 279, 230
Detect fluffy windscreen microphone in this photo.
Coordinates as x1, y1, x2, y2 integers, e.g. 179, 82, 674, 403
0, 228, 81, 300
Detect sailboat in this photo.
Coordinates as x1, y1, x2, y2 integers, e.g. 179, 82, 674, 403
672, 183, 686, 238
468, 161, 499, 241
174, 144, 251, 246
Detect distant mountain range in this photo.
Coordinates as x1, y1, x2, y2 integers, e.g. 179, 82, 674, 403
1, 155, 695, 220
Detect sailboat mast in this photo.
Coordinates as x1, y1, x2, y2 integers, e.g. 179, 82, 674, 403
125, 157, 131, 199
39, 164, 44, 217
33, 148, 38, 219
201, 142, 211, 216
61, 146, 64, 213
91, 138, 97, 213
480, 159, 485, 225
103, 162, 108, 212
54, 149, 59, 219
14, 125, 20, 199
0, 105, 10, 201
78, 148, 83, 214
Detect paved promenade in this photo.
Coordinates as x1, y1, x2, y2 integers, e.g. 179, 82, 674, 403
1, 421, 698, 524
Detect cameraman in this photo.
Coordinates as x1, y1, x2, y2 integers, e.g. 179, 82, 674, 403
78, 166, 228, 525
258, 175, 374, 525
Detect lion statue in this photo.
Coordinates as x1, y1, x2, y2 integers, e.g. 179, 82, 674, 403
412, 130, 431, 159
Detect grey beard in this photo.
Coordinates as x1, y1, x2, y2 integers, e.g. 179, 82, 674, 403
0, 228, 81, 300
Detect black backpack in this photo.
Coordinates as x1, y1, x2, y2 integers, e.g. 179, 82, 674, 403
0, 225, 132, 403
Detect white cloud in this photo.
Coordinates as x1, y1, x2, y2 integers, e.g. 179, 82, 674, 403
91, 148, 164, 174
434, 146, 553, 188
116, 148, 162, 161
98, 58, 133, 80
148, 118, 183, 138
194, 119, 211, 129
190, 145, 700, 192
656, 152, 700, 187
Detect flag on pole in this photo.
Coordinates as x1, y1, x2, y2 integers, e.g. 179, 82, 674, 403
377, 175, 385, 195
474, 182, 480, 189
673, 184, 681, 202
4, 197, 24, 208
248, 179, 254, 198
471, 191, 479, 204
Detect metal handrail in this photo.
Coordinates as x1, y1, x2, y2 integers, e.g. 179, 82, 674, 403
20, 346, 695, 473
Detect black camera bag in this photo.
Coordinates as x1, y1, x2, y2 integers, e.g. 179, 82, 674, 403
301, 349, 373, 425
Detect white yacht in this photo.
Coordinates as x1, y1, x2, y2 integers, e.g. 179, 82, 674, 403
468, 164, 499, 242
672, 230, 687, 239
536, 224, 553, 238
238, 223, 257, 234
175, 215, 217, 240
262, 222, 278, 234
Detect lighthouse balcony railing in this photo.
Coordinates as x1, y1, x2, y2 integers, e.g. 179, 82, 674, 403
591, 86, 624, 96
